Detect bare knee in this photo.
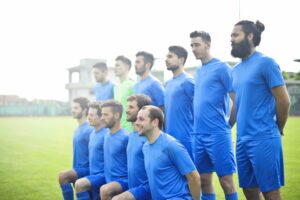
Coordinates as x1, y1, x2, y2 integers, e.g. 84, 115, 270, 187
58, 170, 77, 185
200, 173, 214, 193
219, 175, 236, 194
263, 189, 281, 200
243, 188, 262, 200
100, 184, 112, 200
74, 178, 91, 193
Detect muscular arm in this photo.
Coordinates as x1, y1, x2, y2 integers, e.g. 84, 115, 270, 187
271, 85, 290, 135
186, 170, 201, 200
229, 92, 236, 128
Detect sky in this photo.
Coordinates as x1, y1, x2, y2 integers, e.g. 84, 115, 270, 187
1, 0, 299, 101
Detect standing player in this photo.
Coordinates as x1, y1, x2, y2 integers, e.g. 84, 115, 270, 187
164, 45, 194, 159
230, 20, 290, 200
100, 100, 129, 200
190, 31, 237, 200
136, 105, 201, 200
58, 97, 93, 200
134, 51, 165, 108
74, 102, 109, 200
111, 94, 152, 200
92, 62, 114, 101
114, 56, 135, 132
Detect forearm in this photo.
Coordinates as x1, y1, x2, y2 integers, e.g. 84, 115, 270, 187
229, 104, 236, 128
276, 101, 290, 133
187, 173, 201, 200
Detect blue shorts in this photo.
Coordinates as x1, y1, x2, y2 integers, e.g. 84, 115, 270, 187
74, 167, 89, 178
194, 133, 236, 177
115, 179, 129, 191
128, 184, 151, 200
180, 140, 194, 161
86, 174, 106, 191
236, 138, 284, 192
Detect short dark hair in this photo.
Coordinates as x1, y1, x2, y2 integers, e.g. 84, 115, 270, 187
142, 105, 164, 129
190, 30, 211, 43
136, 51, 155, 69
127, 94, 152, 109
115, 55, 132, 70
88, 101, 102, 116
168, 46, 188, 65
101, 100, 123, 118
93, 62, 107, 71
73, 97, 89, 116
235, 20, 265, 47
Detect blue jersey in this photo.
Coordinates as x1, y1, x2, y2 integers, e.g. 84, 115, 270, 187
143, 132, 196, 199
104, 128, 129, 182
94, 81, 114, 101
232, 51, 285, 141
165, 72, 194, 142
89, 128, 109, 175
73, 121, 93, 168
194, 58, 232, 134
134, 75, 165, 107
127, 131, 149, 188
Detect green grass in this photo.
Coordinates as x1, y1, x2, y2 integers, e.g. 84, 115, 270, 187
0, 117, 299, 199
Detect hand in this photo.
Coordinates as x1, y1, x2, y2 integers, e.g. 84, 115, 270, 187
280, 130, 284, 136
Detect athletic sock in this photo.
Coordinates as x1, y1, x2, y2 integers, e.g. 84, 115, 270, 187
61, 183, 74, 200
201, 193, 216, 200
225, 192, 238, 200
76, 191, 91, 200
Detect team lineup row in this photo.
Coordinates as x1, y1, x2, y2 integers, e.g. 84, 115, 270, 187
58, 19, 290, 200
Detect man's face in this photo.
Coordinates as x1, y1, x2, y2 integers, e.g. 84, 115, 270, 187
135, 56, 147, 76
126, 100, 139, 122
114, 60, 128, 77
93, 68, 106, 83
87, 107, 101, 127
165, 51, 180, 72
72, 102, 84, 119
101, 107, 116, 129
190, 37, 209, 60
135, 108, 153, 136
231, 25, 251, 59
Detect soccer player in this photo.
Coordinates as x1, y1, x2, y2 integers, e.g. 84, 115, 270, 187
164, 45, 194, 159
134, 51, 165, 108
111, 94, 152, 200
114, 55, 135, 132
58, 97, 93, 200
230, 20, 290, 200
190, 31, 238, 200
92, 62, 114, 101
74, 102, 109, 200
136, 105, 201, 200
100, 100, 129, 200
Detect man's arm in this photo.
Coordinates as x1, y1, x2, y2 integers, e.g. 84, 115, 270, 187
229, 92, 236, 128
271, 85, 290, 135
186, 170, 201, 200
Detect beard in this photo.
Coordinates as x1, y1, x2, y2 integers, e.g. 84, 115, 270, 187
231, 38, 251, 59
167, 65, 179, 72
135, 66, 147, 76
105, 118, 115, 129
72, 112, 83, 119
127, 114, 137, 123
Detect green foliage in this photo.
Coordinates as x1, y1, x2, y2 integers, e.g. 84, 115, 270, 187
0, 117, 299, 199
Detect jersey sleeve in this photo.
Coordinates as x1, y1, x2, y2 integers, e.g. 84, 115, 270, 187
167, 140, 196, 175
181, 77, 195, 102
150, 81, 165, 107
220, 64, 233, 93
262, 58, 285, 89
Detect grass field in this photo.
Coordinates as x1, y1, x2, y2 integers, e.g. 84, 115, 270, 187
0, 117, 299, 200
